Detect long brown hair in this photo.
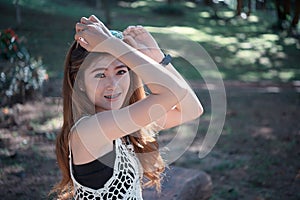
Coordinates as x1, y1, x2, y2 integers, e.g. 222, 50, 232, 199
51, 41, 165, 199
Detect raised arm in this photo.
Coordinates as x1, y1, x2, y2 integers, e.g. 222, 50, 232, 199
123, 26, 203, 130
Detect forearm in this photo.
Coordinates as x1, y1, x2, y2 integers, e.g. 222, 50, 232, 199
99, 38, 188, 103
165, 63, 203, 118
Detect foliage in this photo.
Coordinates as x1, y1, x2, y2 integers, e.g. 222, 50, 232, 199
152, 3, 185, 16
0, 28, 48, 106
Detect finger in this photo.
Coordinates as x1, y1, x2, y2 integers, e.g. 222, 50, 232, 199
74, 33, 89, 50
80, 17, 92, 24
78, 39, 89, 51
88, 15, 101, 23
123, 35, 137, 48
125, 25, 136, 32
123, 26, 131, 34
75, 23, 88, 33
74, 31, 88, 44
86, 17, 111, 36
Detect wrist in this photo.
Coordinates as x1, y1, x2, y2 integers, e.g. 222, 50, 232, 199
152, 51, 165, 63
94, 37, 126, 54
159, 54, 172, 67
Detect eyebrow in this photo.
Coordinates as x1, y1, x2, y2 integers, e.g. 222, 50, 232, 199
90, 65, 127, 73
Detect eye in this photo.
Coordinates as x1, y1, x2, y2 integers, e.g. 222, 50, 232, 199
117, 69, 127, 75
94, 73, 105, 78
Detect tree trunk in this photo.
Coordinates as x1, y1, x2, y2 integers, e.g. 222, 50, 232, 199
167, 0, 175, 5
276, 0, 291, 21
247, 0, 252, 16
102, 0, 111, 27
291, 0, 300, 27
204, 0, 212, 6
236, 0, 243, 15
95, 0, 101, 9
15, 0, 21, 25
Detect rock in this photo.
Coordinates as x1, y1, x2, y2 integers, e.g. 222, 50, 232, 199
143, 166, 212, 200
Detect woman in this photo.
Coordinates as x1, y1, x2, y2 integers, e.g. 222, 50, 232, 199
52, 15, 203, 199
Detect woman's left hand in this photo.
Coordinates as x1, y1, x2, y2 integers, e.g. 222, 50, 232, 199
74, 15, 113, 52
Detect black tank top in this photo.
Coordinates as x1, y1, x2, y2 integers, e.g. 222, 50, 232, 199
72, 148, 116, 190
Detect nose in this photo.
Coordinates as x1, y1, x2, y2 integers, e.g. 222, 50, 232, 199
105, 77, 118, 91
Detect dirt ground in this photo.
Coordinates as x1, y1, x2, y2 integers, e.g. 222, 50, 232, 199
0, 80, 299, 200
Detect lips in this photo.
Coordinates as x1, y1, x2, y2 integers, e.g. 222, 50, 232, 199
104, 93, 121, 100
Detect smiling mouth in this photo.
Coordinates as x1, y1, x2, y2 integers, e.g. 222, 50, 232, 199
104, 93, 121, 100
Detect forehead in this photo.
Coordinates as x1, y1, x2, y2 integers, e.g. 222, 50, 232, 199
86, 53, 124, 71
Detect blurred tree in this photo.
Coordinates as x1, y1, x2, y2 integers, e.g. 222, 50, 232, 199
292, 1, 300, 28
167, 0, 176, 4
0, 29, 47, 106
93, 0, 112, 26
236, 0, 252, 16
275, 0, 300, 30
204, 0, 268, 18
152, 0, 184, 15
101, 0, 112, 26
14, 0, 21, 25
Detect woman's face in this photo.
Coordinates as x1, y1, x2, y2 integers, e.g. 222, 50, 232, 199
83, 54, 130, 112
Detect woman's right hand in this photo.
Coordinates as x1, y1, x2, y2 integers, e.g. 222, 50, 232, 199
74, 15, 113, 52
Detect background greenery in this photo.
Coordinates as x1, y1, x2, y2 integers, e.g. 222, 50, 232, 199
1, 0, 299, 82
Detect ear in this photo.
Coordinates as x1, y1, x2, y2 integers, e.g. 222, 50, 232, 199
78, 79, 85, 92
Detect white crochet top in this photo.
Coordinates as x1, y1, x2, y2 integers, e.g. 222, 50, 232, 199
69, 117, 144, 200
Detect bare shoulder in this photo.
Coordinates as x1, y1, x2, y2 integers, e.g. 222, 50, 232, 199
70, 115, 114, 165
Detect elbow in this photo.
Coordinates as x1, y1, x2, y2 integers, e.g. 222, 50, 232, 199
191, 101, 204, 120
193, 103, 204, 120
198, 104, 204, 117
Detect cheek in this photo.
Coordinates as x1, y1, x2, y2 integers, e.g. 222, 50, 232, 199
85, 79, 104, 101
121, 74, 130, 92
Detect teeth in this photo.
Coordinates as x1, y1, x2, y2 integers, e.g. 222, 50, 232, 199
104, 93, 120, 99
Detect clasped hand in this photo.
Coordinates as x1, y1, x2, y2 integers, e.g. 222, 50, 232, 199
75, 15, 114, 52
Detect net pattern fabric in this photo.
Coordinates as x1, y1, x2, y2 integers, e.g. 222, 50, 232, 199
69, 138, 143, 200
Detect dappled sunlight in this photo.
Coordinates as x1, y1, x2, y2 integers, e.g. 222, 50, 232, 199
146, 19, 299, 82
258, 57, 272, 68
198, 11, 211, 19
247, 15, 259, 23
30, 114, 62, 133
260, 34, 279, 42
275, 52, 286, 59
184, 1, 197, 8
236, 50, 261, 64
283, 37, 298, 46
226, 45, 238, 53
213, 35, 238, 45
239, 42, 253, 49
256, 86, 281, 93
167, 26, 213, 43
128, 0, 149, 8
220, 11, 235, 18
252, 126, 276, 140
278, 71, 295, 81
